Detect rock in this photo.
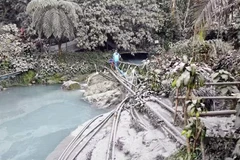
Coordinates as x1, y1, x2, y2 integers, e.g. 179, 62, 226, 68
84, 80, 118, 96
60, 75, 68, 81
87, 73, 108, 86
47, 79, 59, 85
84, 88, 122, 108
61, 80, 81, 90
72, 74, 88, 82
0, 85, 3, 91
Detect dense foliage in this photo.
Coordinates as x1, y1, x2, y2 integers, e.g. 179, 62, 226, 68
74, 0, 163, 51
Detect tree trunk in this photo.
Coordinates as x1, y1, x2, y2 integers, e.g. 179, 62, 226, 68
183, 0, 191, 29
184, 88, 192, 156
58, 42, 62, 55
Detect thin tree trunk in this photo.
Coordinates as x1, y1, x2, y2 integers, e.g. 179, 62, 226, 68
58, 42, 62, 55
184, 88, 192, 156
184, 0, 191, 29
174, 88, 179, 124
200, 135, 205, 160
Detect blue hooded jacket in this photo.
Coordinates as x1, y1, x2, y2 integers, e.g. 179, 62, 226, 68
113, 52, 120, 62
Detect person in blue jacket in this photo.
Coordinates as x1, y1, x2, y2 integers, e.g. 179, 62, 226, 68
113, 49, 120, 70
112, 49, 125, 77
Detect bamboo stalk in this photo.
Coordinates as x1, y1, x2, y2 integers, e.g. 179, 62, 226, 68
185, 88, 192, 155
205, 82, 240, 85
175, 96, 240, 100
191, 110, 236, 117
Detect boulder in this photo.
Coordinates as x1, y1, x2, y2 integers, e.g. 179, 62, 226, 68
47, 79, 59, 85
60, 75, 69, 82
0, 85, 3, 91
72, 74, 88, 82
61, 80, 81, 90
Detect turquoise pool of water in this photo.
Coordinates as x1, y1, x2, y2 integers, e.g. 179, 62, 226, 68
0, 85, 105, 160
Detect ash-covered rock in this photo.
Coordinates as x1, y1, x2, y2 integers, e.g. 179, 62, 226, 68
83, 73, 124, 108
61, 80, 81, 90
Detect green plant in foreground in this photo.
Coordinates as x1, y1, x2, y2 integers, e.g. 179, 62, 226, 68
172, 55, 206, 160
212, 70, 239, 109
20, 70, 36, 85
212, 70, 239, 95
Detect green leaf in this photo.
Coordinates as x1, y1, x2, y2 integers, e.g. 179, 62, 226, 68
222, 70, 230, 74
181, 130, 187, 135
176, 76, 183, 88
198, 28, 205, 42
212, 72, 219, 79
231, 86, 239, 93
183, 55, 188, 63
213, 77, 220, 82
199, 75, 205, 86
221, 87, 229, 95
184, 123, 192, 130
183, 71, 190, 85
192, 99, 197, 104
186, 66, 191, 72
186, 130, 192, 138
171, 79, 177, 87
196, 112, 200, 118
191, 64, 196, 75
221, 74, 228, 81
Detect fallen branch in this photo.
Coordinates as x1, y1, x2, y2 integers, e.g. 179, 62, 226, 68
205, 82, 240, 85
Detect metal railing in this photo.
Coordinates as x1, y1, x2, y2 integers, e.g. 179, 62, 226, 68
174, 81, 240, 117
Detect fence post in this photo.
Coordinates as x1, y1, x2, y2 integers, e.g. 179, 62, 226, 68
174, 88, 179, 125
235, 100, 240, 129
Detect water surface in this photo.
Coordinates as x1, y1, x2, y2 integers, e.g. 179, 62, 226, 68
0, 85, 105, 160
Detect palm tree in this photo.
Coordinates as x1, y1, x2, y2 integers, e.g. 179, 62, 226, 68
191, 0, 239, 33
26, 0, 80, 55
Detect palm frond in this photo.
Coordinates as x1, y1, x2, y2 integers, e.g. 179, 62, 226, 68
26, 0, 57, 14
26, 0, 79, 40
192, 0, 237, 29
43, 8, 54, 38
52, 10, 63, 39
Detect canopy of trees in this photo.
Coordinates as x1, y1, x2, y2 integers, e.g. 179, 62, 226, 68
26, 0, 80, 54
1, 0, 240, 52
74, 0, 163, 51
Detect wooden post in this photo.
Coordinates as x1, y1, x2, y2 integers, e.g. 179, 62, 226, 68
235, 101, 240, 129
190, 110, 237, 117
174, 96, 240, 100
205, 82, 240, 85
174, 88, 179, 124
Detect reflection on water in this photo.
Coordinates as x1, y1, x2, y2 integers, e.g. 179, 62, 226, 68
0, 85, 105, 160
